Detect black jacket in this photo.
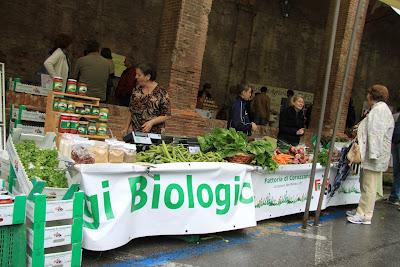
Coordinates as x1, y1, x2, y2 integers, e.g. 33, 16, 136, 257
277, 106, 305, 146
228, 97, 252, 136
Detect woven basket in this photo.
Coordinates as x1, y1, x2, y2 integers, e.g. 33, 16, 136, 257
226, 153, 254, 164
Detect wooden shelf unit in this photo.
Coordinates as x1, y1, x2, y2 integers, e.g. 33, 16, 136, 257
45, 91, 110, 144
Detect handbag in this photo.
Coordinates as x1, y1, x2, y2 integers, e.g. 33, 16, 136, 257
347, 140, 361, 164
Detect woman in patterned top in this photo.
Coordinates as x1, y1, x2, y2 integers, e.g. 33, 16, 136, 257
128, 63, 171, 133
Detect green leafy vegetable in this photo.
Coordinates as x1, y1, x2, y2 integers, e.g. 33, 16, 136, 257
198, 128, 278, 171
318, 148, 329, 167
15, 140, 68, 188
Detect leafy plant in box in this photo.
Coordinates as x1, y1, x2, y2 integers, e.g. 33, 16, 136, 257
15, 140, 68, 188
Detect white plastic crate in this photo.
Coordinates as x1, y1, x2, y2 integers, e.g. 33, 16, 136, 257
0, 194, 26, 226
15, 83, 51, 96
6, 133, 72, 199
16, 124, 45, 135
26, 199, 74, 223
27, 250, 72, 267
28, 225, 72, 249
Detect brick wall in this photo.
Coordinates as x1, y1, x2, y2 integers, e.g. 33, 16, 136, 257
0, 0, 164, 80
352, 6, 400, 118
200, 0, 329, 107
310, 0, 369, 134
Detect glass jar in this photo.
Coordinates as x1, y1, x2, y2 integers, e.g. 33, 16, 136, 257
88, 120, 97, 135
69, 115, 80, 134
78, 83, 87, 95
99, 108, 109, 121
52, 77, 63, 92
58, 99, 68, 112
66, 79, 77, 94
77, 121, 88, 135
59, 114, 70, 133
97, 123, 108, 136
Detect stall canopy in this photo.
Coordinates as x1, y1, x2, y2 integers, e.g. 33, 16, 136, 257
379, 0, 400, 11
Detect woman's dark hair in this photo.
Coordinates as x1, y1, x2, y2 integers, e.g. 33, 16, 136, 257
260, 86, 268, 93
50, 33, 72, 54
85, 40, 100, 54
101, 48, 112, 59
137, 63, 157, 81
236, 83, 252, 96
367, 84, 389, 102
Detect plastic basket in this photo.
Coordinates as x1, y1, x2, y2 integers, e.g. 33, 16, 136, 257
0, 224, 26, 267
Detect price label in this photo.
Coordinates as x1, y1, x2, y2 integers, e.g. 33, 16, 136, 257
188, 146, 201, 154
148, 133, 162, 140
133, 136, 152, 144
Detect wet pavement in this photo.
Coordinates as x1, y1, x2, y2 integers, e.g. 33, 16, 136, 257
82, 194, 400, 267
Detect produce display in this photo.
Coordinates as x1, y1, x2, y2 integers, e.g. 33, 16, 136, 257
198, 128, 278, 171
15, 140, 68, 188
274, 145, 309, 165
137, 142, 224, 164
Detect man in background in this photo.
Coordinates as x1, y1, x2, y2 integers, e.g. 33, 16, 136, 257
115, 58, 136, 107
280, 89, 294, 111
251, 86, 270, 125
73, 40, 113, 102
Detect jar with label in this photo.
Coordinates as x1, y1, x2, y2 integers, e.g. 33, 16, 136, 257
78, 83, 87, 95
69, 115, 80, 134
77, 121, 88, 135
88, 121, 97, 135
75, 107, 83, 114
66, 79, 77, 94
67, 101, 75, 113
52, 77, 63, 92
91, 106, 100, 116
84, 104, 92, 115
53, 98, 60, 111
97, 123, 108, 136
99, 108, 109, 121
59, 114, 70, 133
58, 99, 68, 112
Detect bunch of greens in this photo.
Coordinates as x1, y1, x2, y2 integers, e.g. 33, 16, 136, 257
15, 140, 68, 188
318, 148, 329, 167
137, 141, 224, 164
246, 139, 278, 171
198, 128, 278, 171
197, 128, 248, 158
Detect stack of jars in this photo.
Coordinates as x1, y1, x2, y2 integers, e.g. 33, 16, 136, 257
52, 77, 87, 96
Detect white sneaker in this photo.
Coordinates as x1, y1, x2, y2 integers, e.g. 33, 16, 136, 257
347, 214, 371, 225
346, 209, 357, 217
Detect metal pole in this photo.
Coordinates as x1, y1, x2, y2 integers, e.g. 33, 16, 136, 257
314, 0, 365, 225
302, 0, 341, 229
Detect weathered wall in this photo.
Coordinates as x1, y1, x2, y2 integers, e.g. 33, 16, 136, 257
200, 0, 329, 106
352, 9, 400, 119
0, 0, 164, 81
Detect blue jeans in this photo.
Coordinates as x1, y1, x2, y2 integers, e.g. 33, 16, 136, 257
390, 143, 400, 201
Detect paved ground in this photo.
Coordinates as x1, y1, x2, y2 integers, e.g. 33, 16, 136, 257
82, 194, 400, 267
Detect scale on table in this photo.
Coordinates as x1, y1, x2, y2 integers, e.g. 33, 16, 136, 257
123, 131, 164, 151
123, 131, 200, 153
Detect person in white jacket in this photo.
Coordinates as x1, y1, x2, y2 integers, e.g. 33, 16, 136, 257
347, 85, 394, 225
43, 34, 72, 89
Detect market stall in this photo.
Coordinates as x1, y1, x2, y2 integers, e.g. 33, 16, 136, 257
5, 121, 360, 252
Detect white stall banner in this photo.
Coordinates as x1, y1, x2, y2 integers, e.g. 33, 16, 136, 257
79, 162, 256, 251
252, 164, 325, 221
323, 168, 361, 208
